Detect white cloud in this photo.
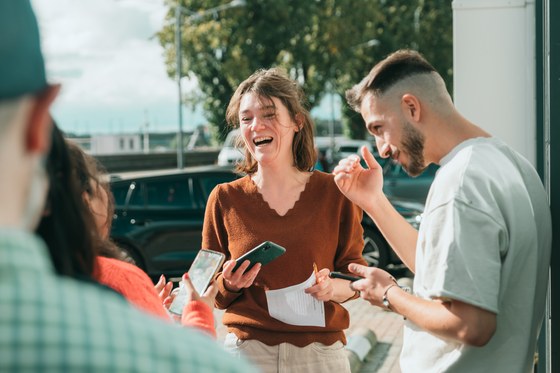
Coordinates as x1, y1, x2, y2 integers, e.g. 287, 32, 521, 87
29, 0, 333, 134
30, 0, 203, 133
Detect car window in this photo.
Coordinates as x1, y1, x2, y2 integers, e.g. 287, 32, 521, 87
193, 173, 239, 207
112, 183, 130, 206
338, 146, 359, 153
127, 182, 144, 207
385, 162, 439, 178
144, 178, 193, 208
423, 163, 439, 177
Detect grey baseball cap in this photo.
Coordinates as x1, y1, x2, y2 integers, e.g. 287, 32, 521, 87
0, 0, 48, 100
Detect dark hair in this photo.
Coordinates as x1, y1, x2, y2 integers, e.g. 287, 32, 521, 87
346, 49, 437, 112
65, 140, 123, 260
36, 123, 99, 279
225, 68, 316, 174
66, 141, 113, 232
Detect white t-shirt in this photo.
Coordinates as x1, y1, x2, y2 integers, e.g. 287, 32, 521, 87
400, 137, 552, 373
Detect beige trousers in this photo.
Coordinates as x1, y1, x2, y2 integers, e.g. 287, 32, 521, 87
224, 333, 351, 373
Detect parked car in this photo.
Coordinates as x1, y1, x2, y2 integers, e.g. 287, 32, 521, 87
217, 129, 244, 166
331, 139, 377, 165
109, 165, 423, 279
110, 165, 239, 280
362, 197, 423, 269
383, 161, 439, 204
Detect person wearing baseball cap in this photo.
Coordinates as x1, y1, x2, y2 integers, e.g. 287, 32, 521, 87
0, 1, 255, 371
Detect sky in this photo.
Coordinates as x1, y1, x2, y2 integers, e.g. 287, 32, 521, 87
31, 0, 337, 136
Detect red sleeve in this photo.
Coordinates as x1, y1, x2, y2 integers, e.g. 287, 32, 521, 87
180, 300, 217, 338
94, 257, 170, 320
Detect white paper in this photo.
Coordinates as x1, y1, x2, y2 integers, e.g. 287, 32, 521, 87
265, 272, 325, 327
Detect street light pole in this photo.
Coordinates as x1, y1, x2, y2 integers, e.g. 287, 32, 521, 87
174, 0, 245, 169
175, 4, 183, 169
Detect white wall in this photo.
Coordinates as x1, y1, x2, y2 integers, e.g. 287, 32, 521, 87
453, 0, 536, 165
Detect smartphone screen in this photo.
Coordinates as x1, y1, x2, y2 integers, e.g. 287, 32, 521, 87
188, 249, 226, 295
169, 249, 225, 315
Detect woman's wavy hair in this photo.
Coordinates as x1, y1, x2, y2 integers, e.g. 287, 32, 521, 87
225, 67, 316, 174
66, 141, 124, 260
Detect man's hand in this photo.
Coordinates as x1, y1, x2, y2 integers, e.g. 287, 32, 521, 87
348, 263, 397, 308
332, 146, 385, 212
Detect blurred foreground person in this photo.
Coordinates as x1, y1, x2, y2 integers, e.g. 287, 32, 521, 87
37, 124, 218, 336
0, 1, 254, 371
333, 49, 552, 372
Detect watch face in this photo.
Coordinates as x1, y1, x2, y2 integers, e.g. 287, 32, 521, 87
382, 295, 390, 309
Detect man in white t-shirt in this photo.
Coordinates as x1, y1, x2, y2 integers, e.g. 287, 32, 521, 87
333, 49, 552, 372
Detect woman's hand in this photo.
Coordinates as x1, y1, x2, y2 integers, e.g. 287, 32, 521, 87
221, 259, 262, 292
304, 268, 334, 301
154, 274, 173, 304
163, 273, 219, 311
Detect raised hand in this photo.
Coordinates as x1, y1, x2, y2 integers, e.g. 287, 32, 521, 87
332, 146, 385, 212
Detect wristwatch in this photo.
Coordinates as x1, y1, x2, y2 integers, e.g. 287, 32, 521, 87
382, 284, 411, 310
382, 284, 397, 310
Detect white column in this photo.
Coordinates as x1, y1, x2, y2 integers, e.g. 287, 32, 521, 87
452, 0, 536, 164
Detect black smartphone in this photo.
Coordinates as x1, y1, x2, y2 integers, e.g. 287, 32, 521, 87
329, 271, 362, 282
232, 241, 286, 273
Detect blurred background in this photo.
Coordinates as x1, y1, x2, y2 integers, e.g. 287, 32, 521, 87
32, 0, 452, 157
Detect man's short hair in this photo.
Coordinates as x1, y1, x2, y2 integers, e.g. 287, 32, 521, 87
0, 0, 47, 100
346, 49, 437, 112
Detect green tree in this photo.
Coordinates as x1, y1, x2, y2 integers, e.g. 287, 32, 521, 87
333, 0, 453, 139
158, 0, 452, 142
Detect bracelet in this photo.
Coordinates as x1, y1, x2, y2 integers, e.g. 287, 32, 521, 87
382, 284, 398, 311
340, 290, 361, 304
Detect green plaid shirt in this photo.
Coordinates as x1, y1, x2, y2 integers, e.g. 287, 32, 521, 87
0, 229, 256, 372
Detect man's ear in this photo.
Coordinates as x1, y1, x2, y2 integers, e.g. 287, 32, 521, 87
26, 84, 61, 153
401, 94, 421, 122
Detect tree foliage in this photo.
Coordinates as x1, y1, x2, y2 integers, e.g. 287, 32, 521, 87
158, 0, 452, 142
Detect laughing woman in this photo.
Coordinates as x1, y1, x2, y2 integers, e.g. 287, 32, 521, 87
202, 68, 366, 373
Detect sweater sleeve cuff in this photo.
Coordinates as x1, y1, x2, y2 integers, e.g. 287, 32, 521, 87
181, 301, 216, 338
215, 274, 243, 308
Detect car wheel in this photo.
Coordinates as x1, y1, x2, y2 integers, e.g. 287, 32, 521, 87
362, 227, 390, 269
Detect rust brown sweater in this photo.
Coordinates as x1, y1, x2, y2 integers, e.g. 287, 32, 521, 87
202, 171, 366, 347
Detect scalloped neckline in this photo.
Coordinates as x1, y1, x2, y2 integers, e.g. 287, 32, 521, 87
249, 172, 314, 217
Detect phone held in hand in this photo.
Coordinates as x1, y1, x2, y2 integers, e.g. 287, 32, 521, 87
169, 249, 225, 315
232, 241, 286, 273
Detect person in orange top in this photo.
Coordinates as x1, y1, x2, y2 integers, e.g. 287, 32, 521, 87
37, 124, 216, 337
202, 68, 366, 372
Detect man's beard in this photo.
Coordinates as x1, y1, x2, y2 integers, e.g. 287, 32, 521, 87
21, 157, 49, 230
400, 120, 426, 177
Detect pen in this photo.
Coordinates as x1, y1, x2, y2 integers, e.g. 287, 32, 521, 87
313, 262, 321, 284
